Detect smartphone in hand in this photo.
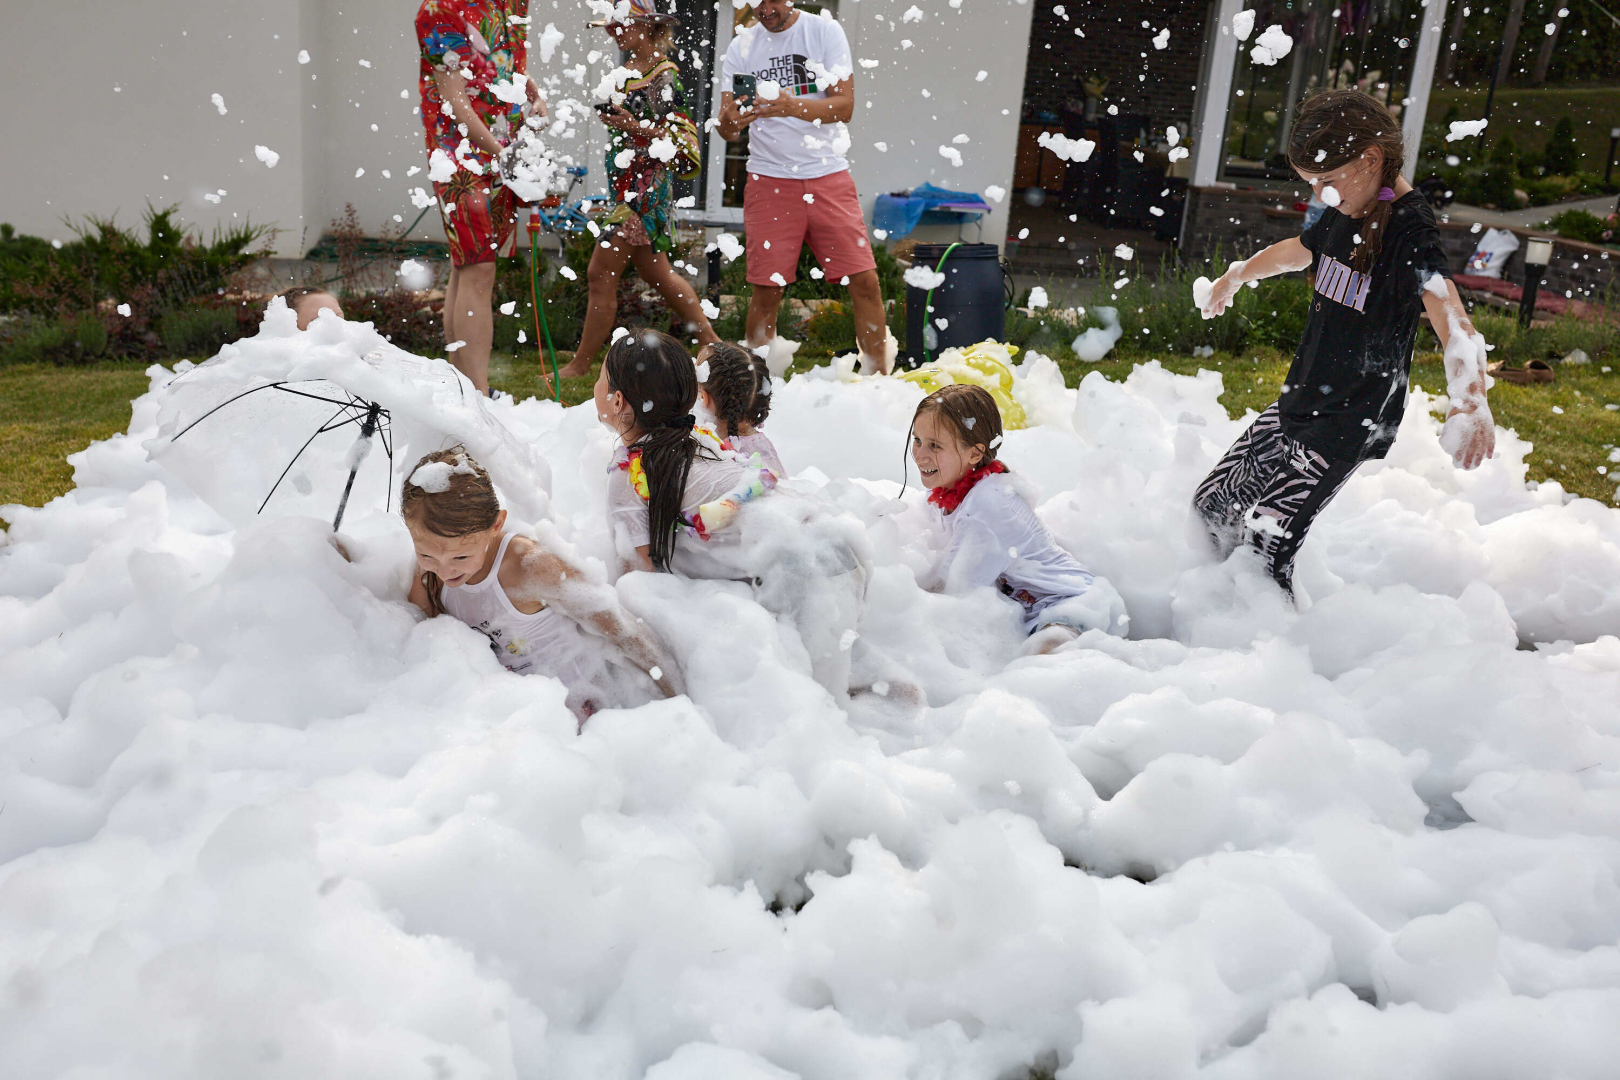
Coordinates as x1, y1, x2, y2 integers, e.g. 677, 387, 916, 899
732, 74, 757, 110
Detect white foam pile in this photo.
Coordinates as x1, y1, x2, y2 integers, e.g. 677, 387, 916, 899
4, 309, 1620, 1078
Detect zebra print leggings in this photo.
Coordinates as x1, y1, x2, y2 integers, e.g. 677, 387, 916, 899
1191, 404, 1361, 597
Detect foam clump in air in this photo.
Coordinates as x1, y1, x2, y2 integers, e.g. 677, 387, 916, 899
1249, 24, 1293, 65
904, 265, 947, 290
1071, 306, 1123, 360
5, 295, 1620, 1076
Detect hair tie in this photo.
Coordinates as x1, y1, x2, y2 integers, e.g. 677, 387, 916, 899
1377, 186, 1396, 202
658, 413, 696, 431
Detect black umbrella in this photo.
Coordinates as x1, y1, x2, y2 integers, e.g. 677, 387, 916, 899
167, 380, 393, 532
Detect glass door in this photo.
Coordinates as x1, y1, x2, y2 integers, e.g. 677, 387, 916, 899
1219, 0, 1429, 182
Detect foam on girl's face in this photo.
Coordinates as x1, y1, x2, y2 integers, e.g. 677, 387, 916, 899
911, 409, 983, 491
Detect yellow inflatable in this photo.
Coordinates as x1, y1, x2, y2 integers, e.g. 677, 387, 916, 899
896, 339, 1028, 430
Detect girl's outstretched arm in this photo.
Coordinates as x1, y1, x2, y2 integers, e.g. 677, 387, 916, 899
504, 539, 684, 698
1422, 277, 1496, 470
1202, 237, 1313, 317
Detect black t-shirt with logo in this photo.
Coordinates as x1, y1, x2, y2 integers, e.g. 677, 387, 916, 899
1281, 191, 1451, 461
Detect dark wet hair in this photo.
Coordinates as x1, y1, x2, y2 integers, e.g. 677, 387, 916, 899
400, 446, 500, 616
1287, 89, 1406, 275
276, 285, 337, 309
700, 341, 772, 438
904, 383, 1003, 496
915, 383, 1002, 462
604, 329, 711, 572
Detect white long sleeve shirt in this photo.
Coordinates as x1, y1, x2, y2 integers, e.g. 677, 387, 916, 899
929, 473, 1097, 632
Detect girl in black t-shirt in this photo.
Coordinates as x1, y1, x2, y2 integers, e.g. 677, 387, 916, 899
1192, 90, 1496, 599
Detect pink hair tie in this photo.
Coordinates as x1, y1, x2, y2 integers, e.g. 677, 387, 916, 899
1377, 186, 1396, 201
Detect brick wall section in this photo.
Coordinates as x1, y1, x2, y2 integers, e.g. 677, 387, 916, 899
1019, 0, 1207, 131
1180, 187, 1619, 304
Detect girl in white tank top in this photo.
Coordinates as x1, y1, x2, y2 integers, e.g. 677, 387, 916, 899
403, 448, 682, 726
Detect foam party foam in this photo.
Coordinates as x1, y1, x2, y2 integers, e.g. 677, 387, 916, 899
3, 306, 1620, 1079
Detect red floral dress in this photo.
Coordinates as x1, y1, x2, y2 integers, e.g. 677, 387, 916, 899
416, 0, 528, 265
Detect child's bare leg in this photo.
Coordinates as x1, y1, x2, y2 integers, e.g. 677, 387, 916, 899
631, 246, 720, 347
566, 236, 636, 377
1023, 625, 1080, 656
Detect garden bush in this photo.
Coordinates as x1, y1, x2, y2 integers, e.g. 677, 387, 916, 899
1548, 209, 1614, 246
158, 306, 238, 359
1542, 117, 1581, 177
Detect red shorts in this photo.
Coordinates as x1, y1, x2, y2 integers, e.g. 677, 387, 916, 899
434, 171, 518, 267
742, 169, 877, 287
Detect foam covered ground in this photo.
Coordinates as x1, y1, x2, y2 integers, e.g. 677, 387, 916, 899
4, 315, 1620, 1079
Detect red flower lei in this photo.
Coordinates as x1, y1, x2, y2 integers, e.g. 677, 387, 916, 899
927, 460, 1007, 514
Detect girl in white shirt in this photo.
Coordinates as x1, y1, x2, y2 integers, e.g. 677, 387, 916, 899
911, 385, 1128, 653
595, 330, 867, 697
697, 341, 786, 476
402, 447, 681, 727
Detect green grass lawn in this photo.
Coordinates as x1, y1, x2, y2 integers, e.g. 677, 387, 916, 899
6, 346, 1618, 518
1427, 86, 1620, 175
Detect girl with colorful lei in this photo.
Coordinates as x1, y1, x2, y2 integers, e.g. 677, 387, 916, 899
559, 0, 720, 376
594, 330, 870, 697
911, 384, 1129, 654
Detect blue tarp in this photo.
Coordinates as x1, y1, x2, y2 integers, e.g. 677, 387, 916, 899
871, 183, 992, 239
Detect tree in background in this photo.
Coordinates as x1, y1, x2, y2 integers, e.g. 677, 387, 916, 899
1542, 116, 1581, 176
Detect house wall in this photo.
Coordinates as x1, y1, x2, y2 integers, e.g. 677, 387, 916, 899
2, 0, 1032, 258
4, 0, 310, 253
746, 0, 1039, 250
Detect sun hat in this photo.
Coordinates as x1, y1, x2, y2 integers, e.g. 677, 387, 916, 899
588, 0, 681, 28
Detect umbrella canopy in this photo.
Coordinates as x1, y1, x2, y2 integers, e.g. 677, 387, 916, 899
147, 298, 553, 531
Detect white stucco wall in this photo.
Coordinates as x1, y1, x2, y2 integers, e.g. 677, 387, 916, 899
1, 0, 1028, 257
832, 0, 1034, 249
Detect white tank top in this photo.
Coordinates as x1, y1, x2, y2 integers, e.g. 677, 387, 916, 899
437, 533, 635, 710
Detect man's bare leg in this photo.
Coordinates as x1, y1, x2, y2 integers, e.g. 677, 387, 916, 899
745, 282, 785, 348
846, 268, 891, 374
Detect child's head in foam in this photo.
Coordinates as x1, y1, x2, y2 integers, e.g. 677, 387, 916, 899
277, 286, 344, 330
400, 447, 503, 613
696, 341, 772, 439
594, 329, 704, 571
910, 383, 1003, 493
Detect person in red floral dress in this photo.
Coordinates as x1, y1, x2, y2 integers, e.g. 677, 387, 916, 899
559, 0, 719, 377
416, 0, 543, 394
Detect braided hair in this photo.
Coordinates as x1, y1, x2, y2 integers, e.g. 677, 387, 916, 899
699, 342, 772, 438
604, 329, 711, 572
1286, 89, 1407, 275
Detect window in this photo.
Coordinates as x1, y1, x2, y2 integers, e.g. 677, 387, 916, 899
1220, 0, 1423, 183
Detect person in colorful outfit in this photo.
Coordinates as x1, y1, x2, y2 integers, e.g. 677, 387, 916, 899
416, 0, 544, 394
559, 0, 720, 377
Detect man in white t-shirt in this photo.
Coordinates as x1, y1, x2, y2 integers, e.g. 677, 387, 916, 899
718, 0, 893, 374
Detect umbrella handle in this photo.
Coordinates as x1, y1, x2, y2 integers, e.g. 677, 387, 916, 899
332, 403, 381, 533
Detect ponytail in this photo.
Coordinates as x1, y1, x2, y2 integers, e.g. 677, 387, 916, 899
604, 330, 711, 572
1286, 89, 1407, 275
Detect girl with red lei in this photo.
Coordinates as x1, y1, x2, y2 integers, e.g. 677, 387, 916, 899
911, 385, 1128, 654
